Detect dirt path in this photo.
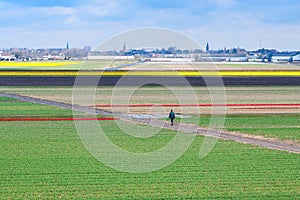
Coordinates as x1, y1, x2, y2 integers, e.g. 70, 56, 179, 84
1, 92, 299, 154
123, 118, 300, 154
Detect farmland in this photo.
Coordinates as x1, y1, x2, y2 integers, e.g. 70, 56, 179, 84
1, 86, 300, 142
1, 85, 300, 111
0, 99, 299, 199
0, 60, 299, 72
0, 61, 300, 199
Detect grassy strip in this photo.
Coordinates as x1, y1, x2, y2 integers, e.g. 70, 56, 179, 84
0, 100, 109, 119
0, 96, 16, 101
0, 101, 73, 117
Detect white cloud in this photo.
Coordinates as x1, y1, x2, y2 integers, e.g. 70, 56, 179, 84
37, 6, 75, 16
64, 16, 81, 25
0, 0, 299, 50
81, 5, 109, 17
212, 0, 235, 7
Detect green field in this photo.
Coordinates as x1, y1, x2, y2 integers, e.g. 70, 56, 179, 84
0, 98, 299, 199
0, 99, 72, 117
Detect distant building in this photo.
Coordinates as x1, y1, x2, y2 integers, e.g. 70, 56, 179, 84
197, 54, 248, 62
123, 42, 126, 53
292, 54, 300, 62
0, 55, 16, 61
247, 53, 266, 62
271, 53, 294, 63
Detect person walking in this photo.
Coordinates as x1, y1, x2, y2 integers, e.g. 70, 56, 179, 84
169, 109, 175, 126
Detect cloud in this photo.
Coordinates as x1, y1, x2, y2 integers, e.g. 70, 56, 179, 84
0, 0, 77, 7
212, 0, 235, 7
0, 0, 299, 50
40, 6, 75, 16
64, 16, 81, 25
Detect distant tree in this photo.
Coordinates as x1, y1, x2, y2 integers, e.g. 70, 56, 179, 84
175, 49, 183, 54
14, 52, 21, 60
193, 54, 200, 61
232, 48, 238, 54
167, 46, 176, 54
134, 54, 142, 61
267, 53, 273, 62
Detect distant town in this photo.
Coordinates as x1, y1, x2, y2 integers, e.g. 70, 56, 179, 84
1, 42, 300, 64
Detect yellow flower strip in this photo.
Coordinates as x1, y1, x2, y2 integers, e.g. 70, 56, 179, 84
0, 61, 80, 67
1, 70, 300, 76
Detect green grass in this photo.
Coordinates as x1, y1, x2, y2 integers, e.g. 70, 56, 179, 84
182, 114, 300, 141
0, 100, 299, 199
0, 98, 102, 118
0, 96, 16, 101
0, 100, 73, 117
1, 120, 299, 199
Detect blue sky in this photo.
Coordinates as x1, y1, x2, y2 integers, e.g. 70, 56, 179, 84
0, 0, 299, 50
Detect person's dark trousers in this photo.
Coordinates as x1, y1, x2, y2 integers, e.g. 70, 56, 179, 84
171, 118, 174, 126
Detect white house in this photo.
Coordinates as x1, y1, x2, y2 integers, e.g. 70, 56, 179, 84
0, 55, 16, 61
292, 54, 300, 62
271, 55, 292, 63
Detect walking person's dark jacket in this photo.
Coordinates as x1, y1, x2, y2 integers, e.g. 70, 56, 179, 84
169, 110, 175, 126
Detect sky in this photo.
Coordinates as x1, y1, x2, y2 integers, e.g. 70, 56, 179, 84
0, 0, 299, 51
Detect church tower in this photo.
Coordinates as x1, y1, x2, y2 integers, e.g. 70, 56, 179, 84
206, 42, 209, 52
123, 42, 126, 52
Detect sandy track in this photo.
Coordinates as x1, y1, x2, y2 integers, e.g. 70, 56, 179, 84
127, 118, 300, 154
1, 92, 299, 154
